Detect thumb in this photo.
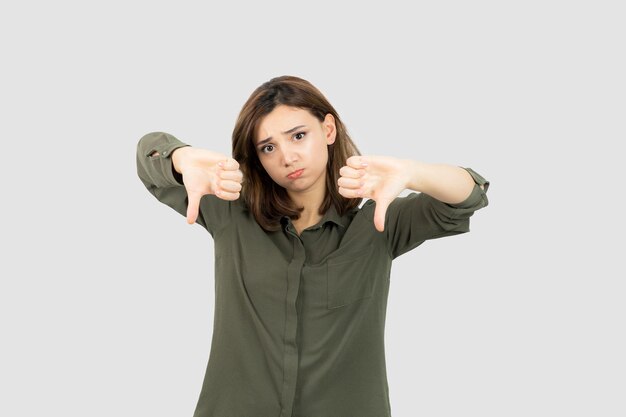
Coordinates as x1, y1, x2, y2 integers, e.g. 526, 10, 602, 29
186, 192, 201, 224
374, 197, 392, 232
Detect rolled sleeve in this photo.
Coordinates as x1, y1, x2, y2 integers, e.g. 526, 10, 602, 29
384, 167, 490, 259
446, 167, 490, 209
136, 131, 191, 188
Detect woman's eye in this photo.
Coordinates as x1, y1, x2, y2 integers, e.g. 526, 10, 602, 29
293, 132, 305, 140
261, 144, 274, 154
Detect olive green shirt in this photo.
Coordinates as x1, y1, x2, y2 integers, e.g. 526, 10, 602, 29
136, 132, 490, 417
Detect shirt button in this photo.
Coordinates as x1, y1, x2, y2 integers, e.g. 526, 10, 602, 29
163, 151, 167, 155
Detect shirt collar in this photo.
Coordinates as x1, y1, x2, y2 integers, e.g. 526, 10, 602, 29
321, 204, 351, 229
281, 204, 352, 231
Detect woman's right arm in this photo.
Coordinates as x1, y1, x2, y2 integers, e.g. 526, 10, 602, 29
136, 131, 243, 235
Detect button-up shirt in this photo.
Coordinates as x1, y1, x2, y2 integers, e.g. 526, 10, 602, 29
136, 132, 490, 417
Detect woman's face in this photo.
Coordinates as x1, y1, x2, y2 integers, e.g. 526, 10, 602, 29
254, 105, 336, 198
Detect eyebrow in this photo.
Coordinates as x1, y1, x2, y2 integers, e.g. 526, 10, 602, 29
257, 125, 306, 146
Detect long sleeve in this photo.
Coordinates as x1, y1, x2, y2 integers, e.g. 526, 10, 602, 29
384, 167, 490, 259
136, 131, 235, 236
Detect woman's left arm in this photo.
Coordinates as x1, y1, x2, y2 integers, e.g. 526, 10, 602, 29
338, 156, 488, 232
404, 161, 485, 204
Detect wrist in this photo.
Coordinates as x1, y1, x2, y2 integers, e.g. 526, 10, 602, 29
172, 146, 192, 174
404, 160, 427, 192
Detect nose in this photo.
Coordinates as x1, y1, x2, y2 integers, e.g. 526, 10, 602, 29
280, 143, 298, 167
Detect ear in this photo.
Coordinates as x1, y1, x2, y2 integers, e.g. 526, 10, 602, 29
323, 113, 336, 145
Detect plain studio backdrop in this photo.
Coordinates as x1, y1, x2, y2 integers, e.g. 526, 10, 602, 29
1, 1, 623, 416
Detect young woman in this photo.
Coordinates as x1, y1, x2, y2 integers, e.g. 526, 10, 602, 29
136, 75, 489, 417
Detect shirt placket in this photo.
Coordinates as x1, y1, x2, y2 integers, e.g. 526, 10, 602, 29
280, 225, 305, 417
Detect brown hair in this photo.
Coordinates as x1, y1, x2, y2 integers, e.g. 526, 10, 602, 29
232, 75, 362, 231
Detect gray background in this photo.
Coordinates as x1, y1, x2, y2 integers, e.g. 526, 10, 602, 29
1, 0, 624, 416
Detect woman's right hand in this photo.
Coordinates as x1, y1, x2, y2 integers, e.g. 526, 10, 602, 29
171, 146, 243, 224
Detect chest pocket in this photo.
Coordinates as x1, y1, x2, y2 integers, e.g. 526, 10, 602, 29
326, 250, 375, 309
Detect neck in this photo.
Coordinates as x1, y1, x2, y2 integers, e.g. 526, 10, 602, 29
289, 187, 324, 214
288, 187, 326, 230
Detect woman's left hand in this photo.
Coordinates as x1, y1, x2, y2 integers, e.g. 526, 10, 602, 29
338, 156, 410, 232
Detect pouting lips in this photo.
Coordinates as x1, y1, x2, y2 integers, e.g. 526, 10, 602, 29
287, 169, 304, 179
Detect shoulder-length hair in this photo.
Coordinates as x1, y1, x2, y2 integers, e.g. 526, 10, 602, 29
232, 75, 362, 231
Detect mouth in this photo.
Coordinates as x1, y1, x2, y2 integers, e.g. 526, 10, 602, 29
287, 169, 304, 179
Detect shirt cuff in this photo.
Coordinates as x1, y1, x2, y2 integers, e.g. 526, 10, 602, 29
445, 167, 490, 209
138, 131, 191, 187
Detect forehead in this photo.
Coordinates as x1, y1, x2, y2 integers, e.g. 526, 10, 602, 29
256, 105, 316, 140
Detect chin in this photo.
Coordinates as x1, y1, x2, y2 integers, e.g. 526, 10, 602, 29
285, 183, 308, 193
